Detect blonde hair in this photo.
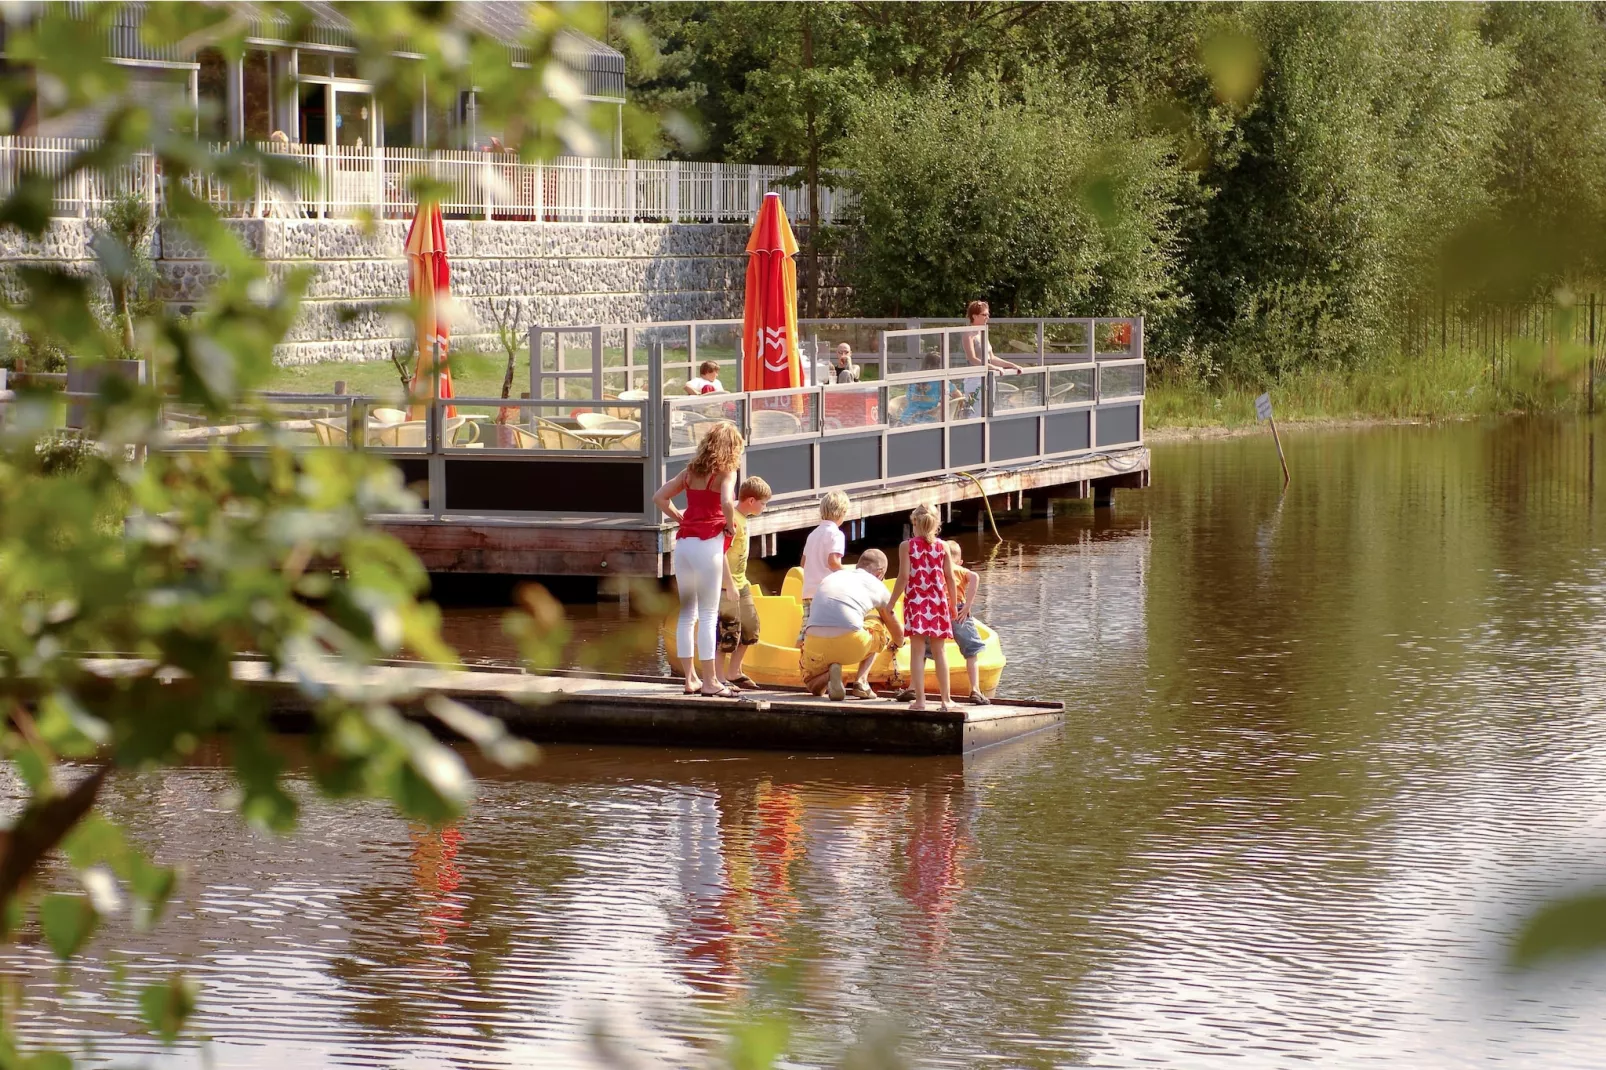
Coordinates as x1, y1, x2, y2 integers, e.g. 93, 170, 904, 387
687, 421, 744, 478
738, 475, 772, 502
819, 490, 851, 523
946, 540, 963, 564
910, 503, 941, 539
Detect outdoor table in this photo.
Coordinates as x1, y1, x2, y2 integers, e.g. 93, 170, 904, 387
571, 426, 637, 447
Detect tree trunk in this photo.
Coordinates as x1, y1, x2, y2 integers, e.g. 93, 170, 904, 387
802, 12, 819, 319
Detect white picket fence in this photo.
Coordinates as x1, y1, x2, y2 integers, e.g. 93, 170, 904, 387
0, 136, 854, 224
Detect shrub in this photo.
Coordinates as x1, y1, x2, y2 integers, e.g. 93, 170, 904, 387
835, 73, 1189, 330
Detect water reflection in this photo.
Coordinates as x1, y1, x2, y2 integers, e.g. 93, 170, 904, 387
8, 419, 1606, 1067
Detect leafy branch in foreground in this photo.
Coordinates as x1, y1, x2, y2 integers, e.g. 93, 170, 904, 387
0, 2, 610, 1063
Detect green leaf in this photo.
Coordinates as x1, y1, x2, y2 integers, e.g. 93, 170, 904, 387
727, 1015, 791, 1070
21, 1051, 73, 1070
38, 893, 99, 960
1510, 891, 1606, 969
138, 973, 199, 1045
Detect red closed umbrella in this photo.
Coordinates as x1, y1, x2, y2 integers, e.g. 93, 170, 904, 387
741, 192, 801, 392
406, 201, 456, 420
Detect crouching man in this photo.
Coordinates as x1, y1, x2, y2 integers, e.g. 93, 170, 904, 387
800, 548, 904, 701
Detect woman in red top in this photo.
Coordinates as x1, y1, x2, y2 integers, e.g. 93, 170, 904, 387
654, 421, 745, 697
890, 503, 959, 712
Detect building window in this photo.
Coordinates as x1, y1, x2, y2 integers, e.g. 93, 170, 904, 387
196, 47, 227, 141
243, 49, 273, 139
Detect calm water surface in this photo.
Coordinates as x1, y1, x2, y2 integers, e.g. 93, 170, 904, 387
7, 418, 1606, 1067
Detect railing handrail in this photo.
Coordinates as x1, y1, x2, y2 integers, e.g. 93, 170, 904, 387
0, 135, 853, 225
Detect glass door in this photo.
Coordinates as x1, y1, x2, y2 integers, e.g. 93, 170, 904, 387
334, 89, 373, 150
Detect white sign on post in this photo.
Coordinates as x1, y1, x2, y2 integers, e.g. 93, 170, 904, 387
1255, 392, 1273, 422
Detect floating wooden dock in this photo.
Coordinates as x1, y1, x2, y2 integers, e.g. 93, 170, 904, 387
228, 661, 1064, 755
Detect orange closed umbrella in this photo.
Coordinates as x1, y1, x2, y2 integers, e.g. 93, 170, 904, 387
741, 192, 801, 392
406, 201, 456, 420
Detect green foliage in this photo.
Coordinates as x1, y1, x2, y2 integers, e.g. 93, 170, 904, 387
1188, 3, 1510, 376
0, 3, 614, 1064
837, 73, 1185, 323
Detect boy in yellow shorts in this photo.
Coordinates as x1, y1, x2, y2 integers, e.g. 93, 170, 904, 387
718, 476, 772, 690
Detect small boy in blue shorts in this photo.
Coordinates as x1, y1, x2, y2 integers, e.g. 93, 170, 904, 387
898, 540, 991, 705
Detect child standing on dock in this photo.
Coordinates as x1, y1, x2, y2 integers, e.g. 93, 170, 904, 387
900, 541, 991, 705
653, 421, 745, 698
798, 490, 850, 642
718, 476, 772, 690
891, 503, 958, 712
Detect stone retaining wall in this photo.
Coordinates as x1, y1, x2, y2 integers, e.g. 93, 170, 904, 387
0, 218, 849, 365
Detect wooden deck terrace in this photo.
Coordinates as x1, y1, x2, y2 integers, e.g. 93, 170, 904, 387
134, 316, 1150, 578
361, 317, 1151, 577
375, 446, 1149, 577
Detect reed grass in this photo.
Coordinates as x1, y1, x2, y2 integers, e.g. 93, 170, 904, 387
1146, 346, 1593, 430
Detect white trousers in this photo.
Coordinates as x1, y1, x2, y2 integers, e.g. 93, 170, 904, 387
674, 534, 725, 662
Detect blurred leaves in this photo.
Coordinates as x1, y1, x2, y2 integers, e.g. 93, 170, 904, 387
1511, 891, 1606, 970
0, 1, 603, 1063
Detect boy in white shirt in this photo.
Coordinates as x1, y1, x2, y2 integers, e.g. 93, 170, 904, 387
798, 490, 850, 643
684, 361, 724, 395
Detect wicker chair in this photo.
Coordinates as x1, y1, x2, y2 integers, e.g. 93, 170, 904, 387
534, 417, 592, 450
503, 425, 540, 449
311, 417, 348, 446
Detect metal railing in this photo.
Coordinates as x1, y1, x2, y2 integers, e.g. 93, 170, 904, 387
531, 316, 1144, 401
7, 320, 1143, 524
0, 136, 853, 223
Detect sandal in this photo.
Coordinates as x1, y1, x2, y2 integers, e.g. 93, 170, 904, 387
728, 674, 761, 691
847, 683, 877, 701
699, 685, 739, 699
967, 691, 991, 706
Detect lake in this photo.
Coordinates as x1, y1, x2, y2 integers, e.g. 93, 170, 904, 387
5, 417, 1606, 1067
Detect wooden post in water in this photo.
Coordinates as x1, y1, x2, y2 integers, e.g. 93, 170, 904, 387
1256, 391, 1290, 487
1590, 294, 1597, 417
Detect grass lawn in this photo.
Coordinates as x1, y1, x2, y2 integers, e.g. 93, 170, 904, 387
266, 348, 524, 403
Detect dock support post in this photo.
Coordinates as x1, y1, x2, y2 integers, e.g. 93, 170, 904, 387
1093, 484, 1114, 509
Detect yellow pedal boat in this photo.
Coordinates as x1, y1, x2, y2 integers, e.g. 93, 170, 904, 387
664, 567, 1006, 695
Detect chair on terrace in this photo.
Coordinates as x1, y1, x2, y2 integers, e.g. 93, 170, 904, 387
534, 417, 592, 450
311, 418, 348, 446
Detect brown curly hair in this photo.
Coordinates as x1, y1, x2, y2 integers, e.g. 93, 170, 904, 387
687, 420, 745, 478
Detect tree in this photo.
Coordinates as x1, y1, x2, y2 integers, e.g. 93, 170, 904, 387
0, 3, 609, 1062
1179, 3, 1509, 376
836, 72, 1187, 324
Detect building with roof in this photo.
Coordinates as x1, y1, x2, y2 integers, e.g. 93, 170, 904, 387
16, 1, 626, 155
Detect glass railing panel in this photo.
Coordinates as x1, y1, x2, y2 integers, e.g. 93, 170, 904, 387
666, 394, 745, 456
694, 322, 744, 388
633, 324, 692, 392
822, 383, 886, 432
1094, 319, 1138, 359
992, 369, 1046, 413
442, 397, 647, 453
883, 330, 946, 378
556, 329, 598, 372
948, 327, 989, 374
1099, 360, 1145, 400
749, 389, 819, 442
888, 377, 957, 426
988, 322, 1041, 367
1048, 365, 1096, 406
1044, 320, 1092, 362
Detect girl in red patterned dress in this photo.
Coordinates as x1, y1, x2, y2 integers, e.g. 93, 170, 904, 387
891, 503, 959, 712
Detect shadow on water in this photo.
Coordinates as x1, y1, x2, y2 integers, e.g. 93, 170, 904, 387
7, 417, 1606, 1067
